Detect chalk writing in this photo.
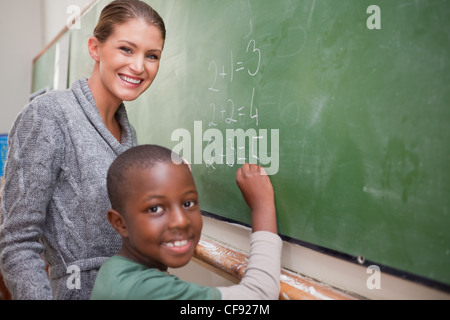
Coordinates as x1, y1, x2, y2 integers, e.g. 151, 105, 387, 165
207, 37, 262, 128
171, 122, 279, 175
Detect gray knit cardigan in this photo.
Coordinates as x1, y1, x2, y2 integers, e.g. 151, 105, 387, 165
0, 78, 137, 299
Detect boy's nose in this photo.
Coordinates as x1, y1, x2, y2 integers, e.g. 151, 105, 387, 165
168, 207, 189, 230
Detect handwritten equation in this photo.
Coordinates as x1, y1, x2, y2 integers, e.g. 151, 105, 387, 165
207, 38, 262, 127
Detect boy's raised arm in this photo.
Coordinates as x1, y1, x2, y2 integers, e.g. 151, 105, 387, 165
236, 163, 277, 234
218, 164, 281, 300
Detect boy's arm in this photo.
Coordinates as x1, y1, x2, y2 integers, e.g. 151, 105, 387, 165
218, 164, 281, 300
236, 163, 277, 233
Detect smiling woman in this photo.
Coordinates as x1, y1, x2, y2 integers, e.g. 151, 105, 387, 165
87, 18, 164, 141
0, 0, 167, 300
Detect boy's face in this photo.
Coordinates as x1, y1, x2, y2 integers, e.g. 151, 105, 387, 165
115, 161, 202, 270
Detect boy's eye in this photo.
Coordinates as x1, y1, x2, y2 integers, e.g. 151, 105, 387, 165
183, 201, 196, 209
149, 206, 163, 214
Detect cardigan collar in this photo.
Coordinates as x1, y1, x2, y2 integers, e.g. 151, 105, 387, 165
72, 78, 135, 155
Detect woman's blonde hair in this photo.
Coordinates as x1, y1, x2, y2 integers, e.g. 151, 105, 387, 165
93, 0, 166, 43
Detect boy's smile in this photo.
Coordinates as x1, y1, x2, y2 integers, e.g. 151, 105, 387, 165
112, 161, 202, 271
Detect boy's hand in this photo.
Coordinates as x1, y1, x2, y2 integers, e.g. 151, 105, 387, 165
236, 164, 277, 234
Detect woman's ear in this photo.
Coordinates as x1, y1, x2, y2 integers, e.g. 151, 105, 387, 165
88, 36, 101, 62
107, 209, 128, 238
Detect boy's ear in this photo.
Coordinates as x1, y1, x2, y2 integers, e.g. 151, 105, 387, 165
107, 209, 128, 238
88, 36, 101, 62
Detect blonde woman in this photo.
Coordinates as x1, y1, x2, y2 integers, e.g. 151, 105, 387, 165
0, 0, 165, 300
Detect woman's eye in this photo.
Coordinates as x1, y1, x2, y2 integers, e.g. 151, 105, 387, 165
120, 47, 132, 54
146, 54, 159, 60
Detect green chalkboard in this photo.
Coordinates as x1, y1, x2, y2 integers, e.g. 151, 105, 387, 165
67, 0, 450, 288
32, 32, 70, 98
32, 43, 56, 94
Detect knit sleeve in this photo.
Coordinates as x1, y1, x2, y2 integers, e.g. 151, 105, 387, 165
0, 101, 64, 300
217, 231, 282, 300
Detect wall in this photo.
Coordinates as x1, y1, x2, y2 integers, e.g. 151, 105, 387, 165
0, 0, 43, 133
0, 0, 92, 134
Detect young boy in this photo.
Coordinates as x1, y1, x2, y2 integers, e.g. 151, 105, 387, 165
91, 144, 281, 300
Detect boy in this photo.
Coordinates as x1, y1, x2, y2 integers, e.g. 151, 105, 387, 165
91, 144, 281, 300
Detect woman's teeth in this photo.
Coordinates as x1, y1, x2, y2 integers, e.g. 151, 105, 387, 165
120, 75, 142, 84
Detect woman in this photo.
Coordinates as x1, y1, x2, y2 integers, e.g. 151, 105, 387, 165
0, 0, 166, 299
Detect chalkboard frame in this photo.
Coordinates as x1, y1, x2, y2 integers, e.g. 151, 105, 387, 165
201, 210, 450, 294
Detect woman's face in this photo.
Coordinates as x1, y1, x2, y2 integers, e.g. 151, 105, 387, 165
90, 18, 164, 105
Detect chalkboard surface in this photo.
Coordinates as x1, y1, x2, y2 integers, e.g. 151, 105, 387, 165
32, 43, 56, 94
66, 0, 450, 288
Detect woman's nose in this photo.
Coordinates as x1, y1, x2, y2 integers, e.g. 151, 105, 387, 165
129, 57, 144, 74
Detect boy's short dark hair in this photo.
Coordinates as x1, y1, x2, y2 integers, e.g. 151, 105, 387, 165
107, 144, 184, 213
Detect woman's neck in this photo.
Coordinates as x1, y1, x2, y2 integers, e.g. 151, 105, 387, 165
87, 74, 123, 143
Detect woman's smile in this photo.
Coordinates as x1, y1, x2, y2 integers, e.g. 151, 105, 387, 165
88, 18, 164, 109
118, 73, 144, 86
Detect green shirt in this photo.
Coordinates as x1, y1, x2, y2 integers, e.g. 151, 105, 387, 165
91, 255, 221, 300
